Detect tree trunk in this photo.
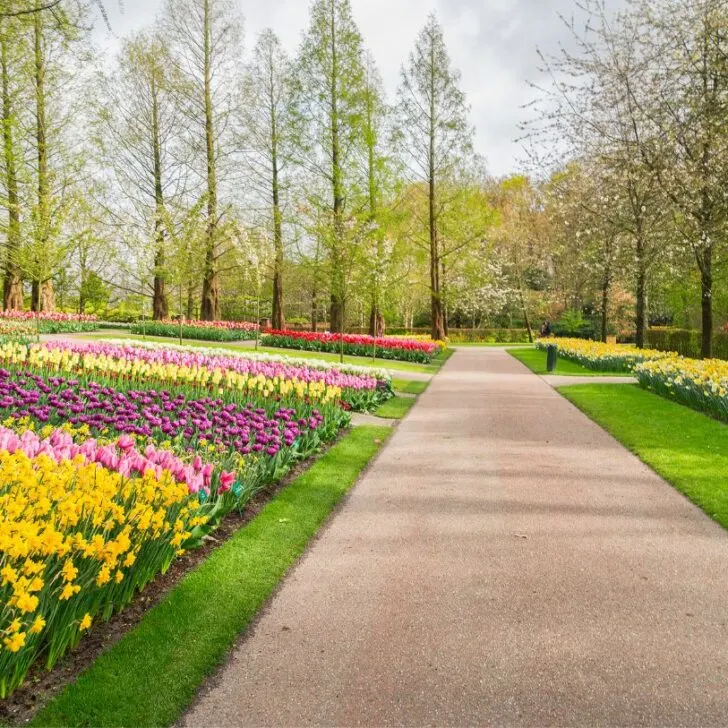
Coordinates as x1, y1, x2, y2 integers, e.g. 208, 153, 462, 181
270, 63, 284, 330
39, 279, 54, 312
186, 280, 194, 320
200, 0, 220, 321
328, 0, 345, 334
33, 5, 53, 312
1, 31, 22, 311
428, 42, 445, 342
311, 287, 317, 333
368, 304, 384, 337
151, 70, 168, 321
635, 232, 647, 349
700, 246, 712, 359
600, 276, 609, 344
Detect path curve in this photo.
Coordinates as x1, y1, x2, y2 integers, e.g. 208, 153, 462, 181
183, 348, 728, 727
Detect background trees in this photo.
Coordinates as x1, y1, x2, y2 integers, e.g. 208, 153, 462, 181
0, 0, 724, 354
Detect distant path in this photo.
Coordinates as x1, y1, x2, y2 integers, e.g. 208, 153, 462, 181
182, 348, 728, 727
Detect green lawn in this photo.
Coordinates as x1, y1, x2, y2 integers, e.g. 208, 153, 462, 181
561, 384, 728, 530
507, 346, 626, 376
76, 333, 440, 375
375, 395, 416, 420
392, 378, 429, 395
32, 426, 390, 728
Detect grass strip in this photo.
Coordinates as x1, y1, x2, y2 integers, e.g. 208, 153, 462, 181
374, 396, 416, 420
508, 346, 626, 376
32, 426, 391, 728
560, 384, 728, 529
392, 378, 429, 395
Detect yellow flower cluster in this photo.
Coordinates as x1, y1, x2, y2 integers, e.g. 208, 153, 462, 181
635, 355, 728, 420
536, 337, 670, 372
0, 342, 342, 405
0, 448, 199, 698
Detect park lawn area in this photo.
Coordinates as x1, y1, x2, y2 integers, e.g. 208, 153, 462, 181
375, 395, 416, 420
30, 426, 390, 728
453, 342, 531, 347
560, 384, 728, 531
76, 333, 442, 375
392, 378, 429, 395
507, 346, 626, 376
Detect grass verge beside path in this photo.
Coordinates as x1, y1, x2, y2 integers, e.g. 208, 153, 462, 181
560, 384, 728, 530
508, 346, 626, 377
392, 378, 429, 395
32, 426, 390, 728
374, 396, 416, 420
75, 333, 440, 375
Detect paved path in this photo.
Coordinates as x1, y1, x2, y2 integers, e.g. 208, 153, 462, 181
183, 348, 728, 727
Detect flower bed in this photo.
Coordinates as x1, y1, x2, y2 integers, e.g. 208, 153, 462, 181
130, 319, 259, 342
108, 339, 394, 390
262, 329, 440, 363
0, 311, 99, 335
635, 356, 728, 422
535, 337, 671, 372
0, 444, 199, 697
0, 333, 358, 696
22, 340, 389, 412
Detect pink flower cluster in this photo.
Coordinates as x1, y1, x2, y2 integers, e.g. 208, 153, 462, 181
0, 426, 234, 497
162, 318, 259, 332
0, 310, 98, 323
41, 340, 379, 391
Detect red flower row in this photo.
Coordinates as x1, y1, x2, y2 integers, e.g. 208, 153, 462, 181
263, 329, 438, 354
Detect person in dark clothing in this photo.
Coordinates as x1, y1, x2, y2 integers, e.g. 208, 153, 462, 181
539, 320, 552, 337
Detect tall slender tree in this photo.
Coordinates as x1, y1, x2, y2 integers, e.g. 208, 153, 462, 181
294, 0, 366, 333
396, 13, 473, 341
165, 0, 242, 321
242, 29, 293, 330
98, 31, 183, 319
0, 10, 23, 309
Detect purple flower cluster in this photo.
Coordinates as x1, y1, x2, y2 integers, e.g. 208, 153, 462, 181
0, 369, 324, 459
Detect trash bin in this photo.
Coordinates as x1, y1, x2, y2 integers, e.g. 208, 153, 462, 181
546, 344, 558, 372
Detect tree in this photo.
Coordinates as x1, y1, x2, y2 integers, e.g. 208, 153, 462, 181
294, 0, 366, 333
631, 0, 728, 357
0, 9, 24, 309
396, 13, 473, 341
98, 30, 185, 319
242, 29, 293, 330
164, 0, 242, 321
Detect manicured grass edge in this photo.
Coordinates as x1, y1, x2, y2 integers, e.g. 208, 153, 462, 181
507, 346, 626, 377
374, 395, 417, 420
558, 384, 728, 531
32, 426, 391, 728
392, 378, 429, 395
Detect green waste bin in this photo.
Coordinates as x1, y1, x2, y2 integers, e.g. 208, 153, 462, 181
546, 344, 558, 372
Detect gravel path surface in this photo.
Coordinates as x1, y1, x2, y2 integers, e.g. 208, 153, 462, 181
182, 347, 728, 727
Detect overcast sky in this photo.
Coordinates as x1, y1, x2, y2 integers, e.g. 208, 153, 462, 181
93, 0, 609, 177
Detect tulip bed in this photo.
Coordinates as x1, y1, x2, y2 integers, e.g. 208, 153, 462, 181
635, 355, 728, 423
262, 329, 440, 363
14, 339, 391, 412
535, 337, 671, 372
0, 335, 364, 697
0, 311, 99, 335
112, 339, 394, 387
130, 319, 259, 342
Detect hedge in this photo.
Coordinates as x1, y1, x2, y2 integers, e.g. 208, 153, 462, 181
646, 328, 728, 360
